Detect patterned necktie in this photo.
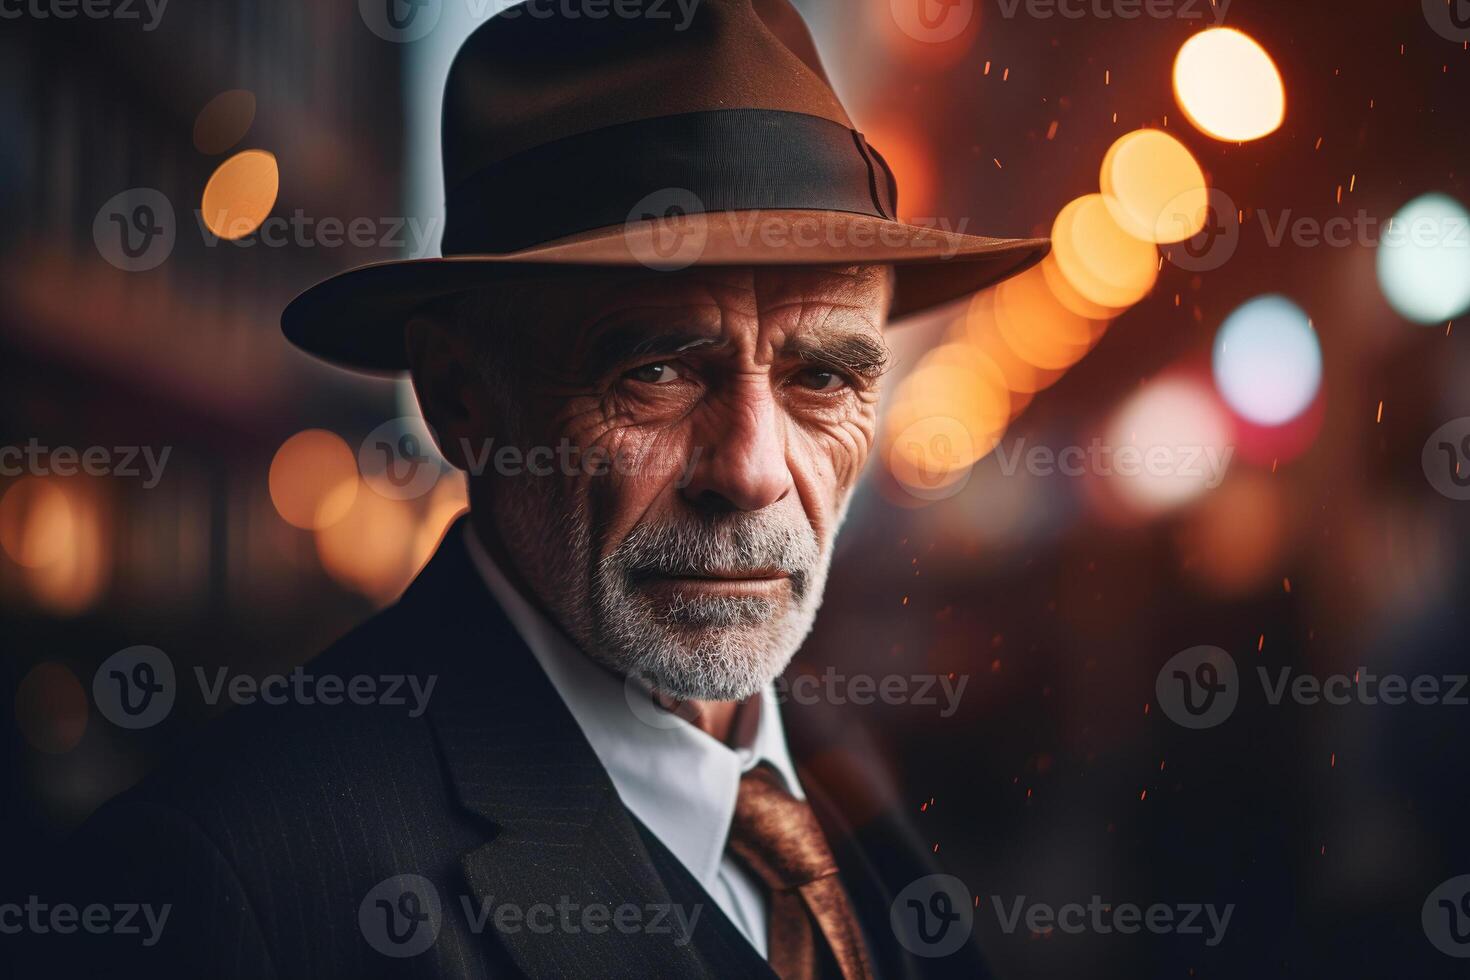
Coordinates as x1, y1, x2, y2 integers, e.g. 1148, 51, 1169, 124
726, 765, 875, 980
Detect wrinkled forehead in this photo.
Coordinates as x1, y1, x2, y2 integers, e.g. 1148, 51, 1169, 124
518, 263, 894, 363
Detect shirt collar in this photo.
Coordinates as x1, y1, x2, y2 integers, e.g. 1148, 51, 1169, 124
461, 522, 805, 890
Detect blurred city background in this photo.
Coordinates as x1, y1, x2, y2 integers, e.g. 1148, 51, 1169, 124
3, 0, 1469, 976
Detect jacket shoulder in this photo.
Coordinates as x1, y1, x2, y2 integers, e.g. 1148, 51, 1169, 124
102, 597, 445, 834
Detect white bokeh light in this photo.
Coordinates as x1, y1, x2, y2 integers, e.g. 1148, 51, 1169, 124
1104, 377, 1233, 514
1376, 193, 1470, 325
1212, 295, 1321, 427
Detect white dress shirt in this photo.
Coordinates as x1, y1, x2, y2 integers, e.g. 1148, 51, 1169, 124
463, 524, 806, 958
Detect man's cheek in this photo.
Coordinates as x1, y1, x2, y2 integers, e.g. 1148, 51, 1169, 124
593, 426, 690, 485
580, 426, 692, 532
816, 416, 877, 493
790, 421, 872, 511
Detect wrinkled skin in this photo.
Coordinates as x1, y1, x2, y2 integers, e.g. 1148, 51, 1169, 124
407, 263, 893, 737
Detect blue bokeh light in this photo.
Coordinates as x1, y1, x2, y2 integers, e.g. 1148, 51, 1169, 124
1212, 295, 1322, 426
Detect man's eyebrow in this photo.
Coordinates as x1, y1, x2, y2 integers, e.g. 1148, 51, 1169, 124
579, 320, 728, 375
786, 332, 892, 378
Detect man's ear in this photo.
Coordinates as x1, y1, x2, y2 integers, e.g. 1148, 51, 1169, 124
403, 312, 487, 472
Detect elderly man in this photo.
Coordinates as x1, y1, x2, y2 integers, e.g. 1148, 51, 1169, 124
56, 1, 1045, 977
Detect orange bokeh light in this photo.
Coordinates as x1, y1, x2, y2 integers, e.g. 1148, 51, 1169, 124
0, 477, 109, 614
1100, 129, 1209, 244
268, 429, 359, 530
883, 340, 1012, 498
1050, 194, 1159, 310
201, 149, 279, 240
994, 263, 1106, 371
315, 479, 420, 602
961, 293, 1067, 396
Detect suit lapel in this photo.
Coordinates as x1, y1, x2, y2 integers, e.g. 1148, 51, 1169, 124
406, 524, 721, 978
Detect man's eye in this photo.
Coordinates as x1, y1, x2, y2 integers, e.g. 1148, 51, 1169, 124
626, 362, 682, 385
792, 368, 847, 392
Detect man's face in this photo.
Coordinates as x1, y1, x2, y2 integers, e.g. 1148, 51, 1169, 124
416, 263, 893, 701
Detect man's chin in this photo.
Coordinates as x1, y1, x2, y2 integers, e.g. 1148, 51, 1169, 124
609, 620, 803, 704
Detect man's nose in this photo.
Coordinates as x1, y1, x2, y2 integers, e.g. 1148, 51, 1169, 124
679, 389, 792, 513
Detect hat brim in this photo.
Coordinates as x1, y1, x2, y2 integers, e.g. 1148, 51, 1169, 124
282, 210, 1050, 373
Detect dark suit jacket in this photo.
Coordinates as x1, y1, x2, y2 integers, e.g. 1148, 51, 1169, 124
35, 522, 991, 979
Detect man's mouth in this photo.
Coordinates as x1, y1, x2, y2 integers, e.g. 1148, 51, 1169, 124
674, 568, 786, 581
634, 569, 794, 598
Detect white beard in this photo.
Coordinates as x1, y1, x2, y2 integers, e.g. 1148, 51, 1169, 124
494, 482, 838, 702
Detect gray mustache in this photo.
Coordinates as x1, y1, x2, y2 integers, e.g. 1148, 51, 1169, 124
608, 514, 820, 587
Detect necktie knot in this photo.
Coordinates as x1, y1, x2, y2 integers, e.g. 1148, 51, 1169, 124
729, 765, 838, 890
725, 765, 874, 980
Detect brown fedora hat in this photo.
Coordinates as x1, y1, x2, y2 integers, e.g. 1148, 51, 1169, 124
282, 0, 1050, 372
